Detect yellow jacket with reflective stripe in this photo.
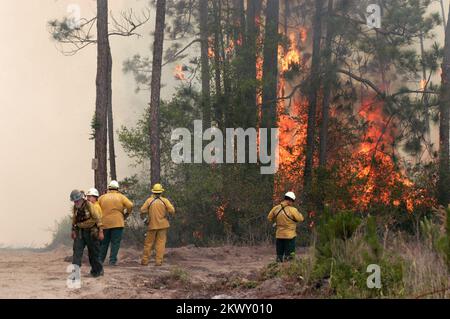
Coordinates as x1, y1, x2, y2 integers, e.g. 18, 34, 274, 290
72, 201, 103, 230
268, 200, 304, 239
99, 190, 133, 229
140, 195, 175, 230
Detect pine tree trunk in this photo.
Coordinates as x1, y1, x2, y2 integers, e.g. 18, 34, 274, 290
200, 0, 211, 128
261, 0, 279, 131
419, 32, 430, 146
319, 0, 334, 168
303, 0, 324, 193
231, 0, 246, 128
233, 0, 245, 57
261, 0, 279, 203
440, 0, 447, 30
438, 5, 450, 206
223, 0, 233, 128
149, 0, 166, 186
107, 46, 117, 181
244, 0, 261, 128
94, 0, 110, 195
212, 0, 223, 124
284, 0, 290, 35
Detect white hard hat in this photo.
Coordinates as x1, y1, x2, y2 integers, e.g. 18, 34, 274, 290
108, 180, 119, 189
285, 191, 296, 201
86, 188, 100, 197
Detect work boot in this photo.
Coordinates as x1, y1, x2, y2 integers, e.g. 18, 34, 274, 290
155, 262, 163, 267
90, 270, 104, 278
141, 260, 149, 266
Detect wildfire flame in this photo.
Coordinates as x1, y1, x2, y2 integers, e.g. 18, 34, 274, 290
212, 16, 433, 220
273, 27, 433, 212
216, 202, 227, 221
419, 79, 427, 91
174, 65, 186, 81
275, 30, 309, 193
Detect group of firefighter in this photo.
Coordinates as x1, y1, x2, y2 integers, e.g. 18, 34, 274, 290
69, 182, 304, 278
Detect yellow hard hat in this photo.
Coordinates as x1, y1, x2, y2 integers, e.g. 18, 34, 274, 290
151, 183, 165, 194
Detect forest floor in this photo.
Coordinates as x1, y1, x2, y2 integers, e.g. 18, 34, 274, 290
0, 245, 306, 299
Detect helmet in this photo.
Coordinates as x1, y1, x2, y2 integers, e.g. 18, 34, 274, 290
70, 190, 84, 202
285, 191, 296, 201
108, 181, 119, 190
86, 188, 100, 197
151, 183, 165, 194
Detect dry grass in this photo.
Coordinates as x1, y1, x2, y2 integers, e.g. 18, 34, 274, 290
259, 227, 449, 299
390, 236, 449, 298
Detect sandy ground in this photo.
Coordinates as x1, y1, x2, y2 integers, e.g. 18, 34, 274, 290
0, 245, 297, 299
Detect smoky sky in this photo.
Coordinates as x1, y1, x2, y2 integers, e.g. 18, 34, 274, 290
0, 0, 179, 247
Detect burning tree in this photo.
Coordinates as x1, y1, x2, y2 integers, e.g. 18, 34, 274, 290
120, 0, 442, 244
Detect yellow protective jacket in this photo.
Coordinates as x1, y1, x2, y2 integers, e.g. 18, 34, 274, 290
93, 201, 102, 218
72, 200, 103, 230
268, 200, 304, 239
140, 195, 175, 230
98, 190, 133, 229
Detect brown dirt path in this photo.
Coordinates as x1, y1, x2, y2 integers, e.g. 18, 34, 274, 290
0, 245, 292, 299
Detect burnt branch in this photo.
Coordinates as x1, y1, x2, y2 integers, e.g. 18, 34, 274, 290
49, 9, 150, 56
109, 9, 150, 38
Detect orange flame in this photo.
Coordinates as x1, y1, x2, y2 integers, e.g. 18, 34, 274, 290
216, 203, 226, 221
272, 26, 434, 212
174, 65, 186, 81
275, 30, 308, 194
419, 79, 426, 90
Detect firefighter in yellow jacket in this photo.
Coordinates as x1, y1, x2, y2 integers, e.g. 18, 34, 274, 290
140, 183, 175, 266
70, 189, 104, 277
268, 192, 304, 262
86, 188, 102, 218
98, 181, 134, 266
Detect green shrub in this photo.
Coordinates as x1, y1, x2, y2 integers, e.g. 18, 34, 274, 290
419, 206, 450, 270
365, 216, 383, 259
47, 215, 73, 249
315, 210, 362, 259
310, 212, 405, 298
169, 267, 191, 284
443, 206, 450, 270
328, 254, 404, 298
259, 262, 282, 281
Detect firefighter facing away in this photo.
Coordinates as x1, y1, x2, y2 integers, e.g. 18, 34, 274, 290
98, 181, 134, 266
70, 189, 104, 277
267, 192, 304, 262
140, 183, 175, 266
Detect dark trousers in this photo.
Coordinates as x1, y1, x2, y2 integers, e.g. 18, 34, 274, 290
100, 227, 124, 264
72, 228, 103, 275
276, 237, 296, 262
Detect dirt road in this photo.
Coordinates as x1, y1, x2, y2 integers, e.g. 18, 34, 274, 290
0, 245, 294, 299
